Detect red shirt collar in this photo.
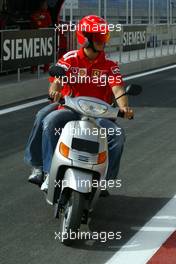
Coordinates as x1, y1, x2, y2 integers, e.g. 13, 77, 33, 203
78, 48, 106, 64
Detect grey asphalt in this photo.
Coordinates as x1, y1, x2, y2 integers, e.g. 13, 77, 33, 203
0, 68, 176, 264
0, 72, 48, 108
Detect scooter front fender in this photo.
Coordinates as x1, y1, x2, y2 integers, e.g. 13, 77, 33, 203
62, 168, 93, 193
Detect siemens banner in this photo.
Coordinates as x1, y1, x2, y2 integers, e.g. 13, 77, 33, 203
123, 26, 147, 51
1, 29, 55, 71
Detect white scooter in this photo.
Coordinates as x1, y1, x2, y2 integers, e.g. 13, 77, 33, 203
46, 65, 142, 245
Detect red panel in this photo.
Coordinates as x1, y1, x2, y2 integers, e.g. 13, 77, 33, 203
147, 231, 176, 264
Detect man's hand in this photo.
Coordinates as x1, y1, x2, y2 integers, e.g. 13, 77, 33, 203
53, 91, 62, 102
49, 89, 61, 102
119, 106, 134, 119
49, 79, 62, 102
112, 86, 134, 119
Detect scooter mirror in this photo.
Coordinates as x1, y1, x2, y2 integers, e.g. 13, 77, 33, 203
126, 84, 142, 96
49, 65, 66, 78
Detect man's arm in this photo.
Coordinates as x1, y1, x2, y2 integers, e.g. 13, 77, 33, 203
48, 53, 72, 101
112, 85, 134, 119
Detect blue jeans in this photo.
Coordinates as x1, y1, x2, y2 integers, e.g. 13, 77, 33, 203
24, 103, 59, 167
24, 104, 125, 180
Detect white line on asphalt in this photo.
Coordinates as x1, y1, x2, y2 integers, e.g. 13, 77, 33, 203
124, 64, 176, 81
105, 195, 176, 264
0, 64, 176, 116
0, 99, 48, 115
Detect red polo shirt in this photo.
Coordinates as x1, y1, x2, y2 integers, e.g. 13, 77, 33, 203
55, 48, 124, 104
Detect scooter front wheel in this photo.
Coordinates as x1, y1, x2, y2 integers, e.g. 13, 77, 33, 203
59, 189, 85, 246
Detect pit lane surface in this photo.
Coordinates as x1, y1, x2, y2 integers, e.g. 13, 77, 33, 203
0, 68, 176, 264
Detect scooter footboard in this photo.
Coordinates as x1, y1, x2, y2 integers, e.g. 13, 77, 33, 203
62, 168, 93, 193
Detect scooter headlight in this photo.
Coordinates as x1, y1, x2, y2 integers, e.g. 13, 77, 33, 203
78, 99, 108, 116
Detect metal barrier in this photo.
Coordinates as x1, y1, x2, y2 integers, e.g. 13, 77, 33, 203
105, 24, 176, 63
60, 0, 176, 24
61, 0, 101, 21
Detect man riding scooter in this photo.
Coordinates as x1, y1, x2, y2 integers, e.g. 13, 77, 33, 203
24, 15, 134, 193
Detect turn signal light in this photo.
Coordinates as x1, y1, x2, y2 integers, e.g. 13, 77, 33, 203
97, 151, 107, 164
59, 142, 70, 158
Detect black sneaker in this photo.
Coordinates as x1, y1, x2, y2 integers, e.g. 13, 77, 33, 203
28, 167, 43, 187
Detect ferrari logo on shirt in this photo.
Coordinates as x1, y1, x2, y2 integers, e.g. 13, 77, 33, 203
111, 66, 120, 74
92, 69, 101, 77
79, 68, 87, 76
